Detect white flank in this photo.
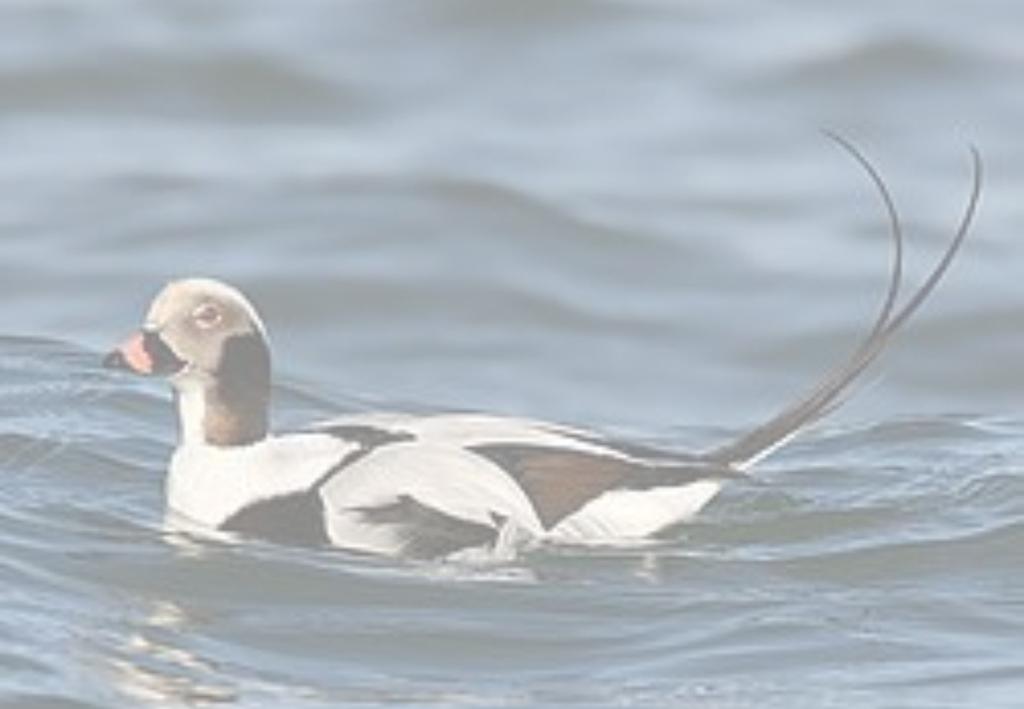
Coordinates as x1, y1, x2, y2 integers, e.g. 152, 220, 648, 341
320, 441, 546, 556
550, 480, 722, 542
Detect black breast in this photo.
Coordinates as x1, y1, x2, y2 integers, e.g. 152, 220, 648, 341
220, 491, 330, 547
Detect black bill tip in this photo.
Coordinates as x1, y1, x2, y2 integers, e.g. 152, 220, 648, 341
102, 349, 129, 370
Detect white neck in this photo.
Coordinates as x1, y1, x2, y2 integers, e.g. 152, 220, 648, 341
174, 376, 212, 448
172, 372, 270, 448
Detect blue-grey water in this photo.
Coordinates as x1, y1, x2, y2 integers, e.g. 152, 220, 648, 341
1, 1, 1023, 707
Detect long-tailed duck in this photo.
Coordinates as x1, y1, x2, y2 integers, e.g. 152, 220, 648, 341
103, 146, 981, 559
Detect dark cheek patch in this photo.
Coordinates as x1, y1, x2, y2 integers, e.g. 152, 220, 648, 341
216, 333, 271, 405
202, 331, 272, 447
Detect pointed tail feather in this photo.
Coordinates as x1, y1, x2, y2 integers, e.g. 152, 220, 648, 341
706, 141, 982, 470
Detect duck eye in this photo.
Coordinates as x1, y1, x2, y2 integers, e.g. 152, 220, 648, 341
192, 303, 222, 329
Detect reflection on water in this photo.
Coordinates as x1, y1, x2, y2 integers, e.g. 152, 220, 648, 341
103, 600, 237, 707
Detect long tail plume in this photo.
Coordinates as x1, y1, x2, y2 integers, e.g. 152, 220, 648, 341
706, 139, 982, 470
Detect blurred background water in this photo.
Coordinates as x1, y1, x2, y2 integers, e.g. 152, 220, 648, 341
0, 1, 1022, 707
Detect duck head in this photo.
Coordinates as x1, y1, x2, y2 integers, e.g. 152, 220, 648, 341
105, 278, 272, 447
